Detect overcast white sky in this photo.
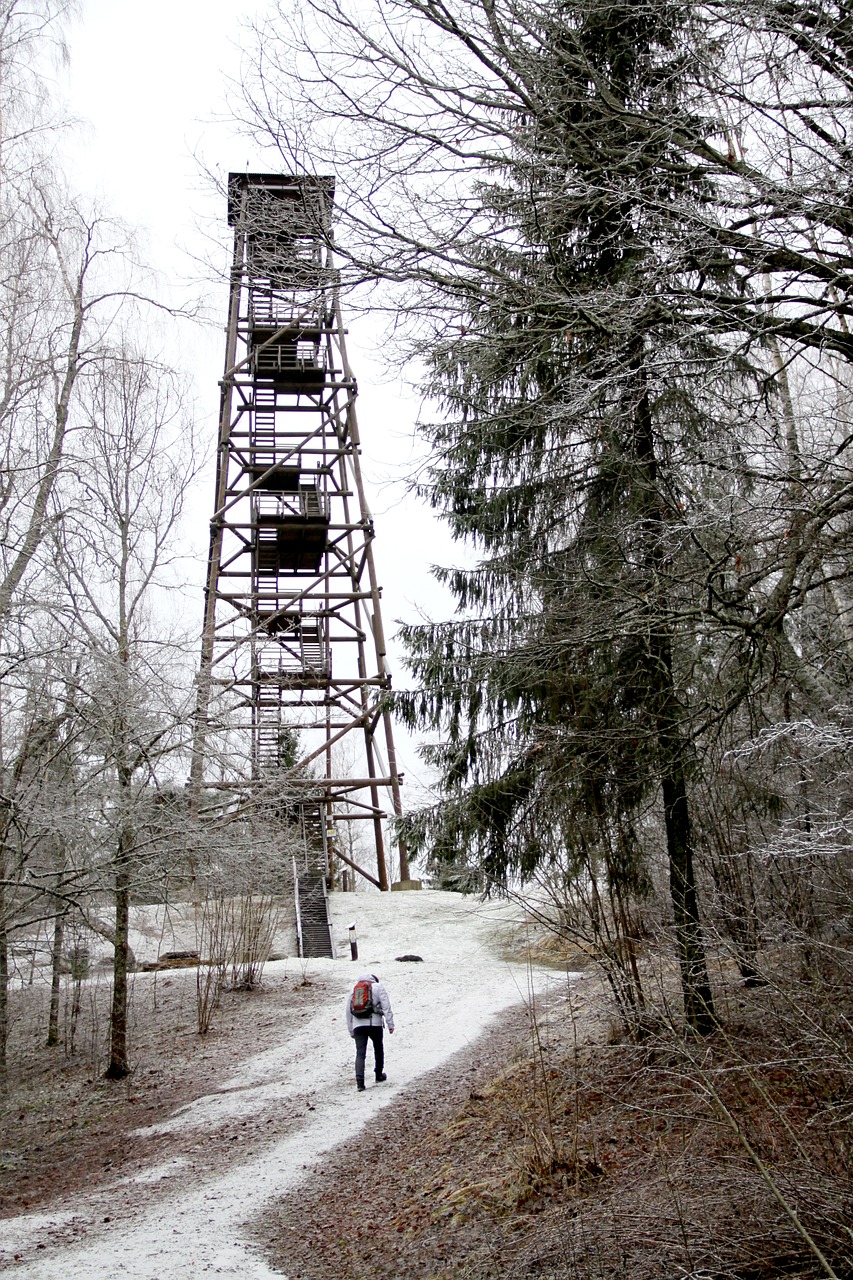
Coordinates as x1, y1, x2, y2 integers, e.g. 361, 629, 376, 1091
60, 0, 461, 809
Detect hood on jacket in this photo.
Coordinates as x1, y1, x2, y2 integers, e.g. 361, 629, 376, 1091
357, 972, 379, 984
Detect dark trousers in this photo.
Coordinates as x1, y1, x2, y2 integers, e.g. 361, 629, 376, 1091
353, 1026, 384, 1083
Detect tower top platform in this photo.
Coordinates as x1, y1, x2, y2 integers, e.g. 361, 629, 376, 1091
227, 172, 336, 229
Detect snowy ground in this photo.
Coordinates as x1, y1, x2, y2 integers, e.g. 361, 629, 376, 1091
0, 890, 564, 1279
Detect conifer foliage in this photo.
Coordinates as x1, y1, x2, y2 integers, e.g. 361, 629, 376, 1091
390, 0, 724, 1032
243, 0, 853, 1033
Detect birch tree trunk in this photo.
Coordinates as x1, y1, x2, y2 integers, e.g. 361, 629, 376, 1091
51, 348, 197, 1080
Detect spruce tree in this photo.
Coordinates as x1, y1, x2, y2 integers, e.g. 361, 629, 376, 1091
241, 0, 853, 1033
391, 0, 722, 1032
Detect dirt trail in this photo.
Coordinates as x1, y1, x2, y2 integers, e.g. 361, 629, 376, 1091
0, 891, 565, 1279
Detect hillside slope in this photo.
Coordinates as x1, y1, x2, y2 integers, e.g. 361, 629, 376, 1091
0, 890, 562, 1278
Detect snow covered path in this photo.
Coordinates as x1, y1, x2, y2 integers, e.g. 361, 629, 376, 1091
0, 891, 559, 1279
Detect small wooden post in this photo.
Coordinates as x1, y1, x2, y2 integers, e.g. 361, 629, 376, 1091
348, 923, 358, 961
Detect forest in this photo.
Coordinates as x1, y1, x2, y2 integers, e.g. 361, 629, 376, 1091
0, 0, 851, 1276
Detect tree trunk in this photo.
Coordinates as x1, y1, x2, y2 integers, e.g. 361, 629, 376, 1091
0, 887, 7, 1091
661, 759, 717, 1034
105, 827, 132, 1079
47, 908, 65, 1048
651, 616, 717, 1034
634, 360, 716, 1034
0, 277, 84, 623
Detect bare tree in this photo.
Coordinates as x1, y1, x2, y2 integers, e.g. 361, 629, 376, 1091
0, 0, 167, 1084
51, 348, 198, 1079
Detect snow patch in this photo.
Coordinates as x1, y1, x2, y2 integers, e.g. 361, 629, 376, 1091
0, 890, 568, 1278
0, 1210, 79, 1261
115, 1158, 190, 1186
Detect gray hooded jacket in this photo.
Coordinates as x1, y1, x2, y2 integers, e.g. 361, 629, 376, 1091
345, 972, 394, 1036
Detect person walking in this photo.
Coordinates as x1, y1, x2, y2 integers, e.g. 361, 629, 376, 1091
345, 971, 394, 1091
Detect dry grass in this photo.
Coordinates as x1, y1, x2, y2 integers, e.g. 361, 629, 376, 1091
0, 962, 321, 1218
259, 961, 853, 1280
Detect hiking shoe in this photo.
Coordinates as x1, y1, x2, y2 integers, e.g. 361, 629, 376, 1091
375, 1072, 387, 1083
356, 1081, 366, 1091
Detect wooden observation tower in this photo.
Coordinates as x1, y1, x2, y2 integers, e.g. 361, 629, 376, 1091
191, 173, 408, 891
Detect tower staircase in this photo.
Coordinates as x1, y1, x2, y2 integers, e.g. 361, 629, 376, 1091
293, 802, 335, 958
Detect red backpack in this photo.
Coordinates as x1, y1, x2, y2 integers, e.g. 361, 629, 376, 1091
351, 978, 376, 1018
